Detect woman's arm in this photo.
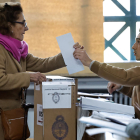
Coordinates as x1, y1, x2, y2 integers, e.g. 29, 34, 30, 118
26, 53, 66, 72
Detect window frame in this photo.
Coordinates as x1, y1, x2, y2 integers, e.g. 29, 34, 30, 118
104, 0, 140, 60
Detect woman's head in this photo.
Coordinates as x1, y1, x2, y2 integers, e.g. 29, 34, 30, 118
0, 2, 28, 41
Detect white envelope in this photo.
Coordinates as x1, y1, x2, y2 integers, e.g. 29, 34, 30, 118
56, 33, 84, 74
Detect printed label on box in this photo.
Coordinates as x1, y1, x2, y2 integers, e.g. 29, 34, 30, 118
36, 84, 40, 91
42, 85, 71, 109
37, 104, 43, 126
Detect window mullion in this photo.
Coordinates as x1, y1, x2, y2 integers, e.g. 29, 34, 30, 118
112, 0, 129, 15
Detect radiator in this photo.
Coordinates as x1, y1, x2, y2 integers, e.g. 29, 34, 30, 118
112, 92, 132, 106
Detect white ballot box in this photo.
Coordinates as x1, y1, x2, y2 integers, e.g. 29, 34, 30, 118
34, 76, 77, 140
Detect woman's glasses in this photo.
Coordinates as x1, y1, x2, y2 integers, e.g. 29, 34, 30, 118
13, 21, 27, 28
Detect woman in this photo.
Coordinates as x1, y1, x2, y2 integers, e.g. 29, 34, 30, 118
0, 2, 71, 139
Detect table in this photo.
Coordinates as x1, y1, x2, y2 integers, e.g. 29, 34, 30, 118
27, 135, 133, 140
112, 134, 133, 140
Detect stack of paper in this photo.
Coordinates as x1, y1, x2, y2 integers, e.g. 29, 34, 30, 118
86, 128, 129, 138
78, 97, 140, 138
92, 111, 140, 125
78, 92, 112, 98
79, 116, 128, 137
80, 97, 135, 117
77, 107, 89, 140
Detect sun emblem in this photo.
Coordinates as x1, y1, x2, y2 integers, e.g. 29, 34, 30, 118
52, 115, 68, 140
52, 92, 60, 104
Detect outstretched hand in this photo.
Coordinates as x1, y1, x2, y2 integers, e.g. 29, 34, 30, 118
73, 43, 92, 67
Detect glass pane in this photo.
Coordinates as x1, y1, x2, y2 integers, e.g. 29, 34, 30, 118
136, 0, 140, 16
103, 0, 125, 16
104, 22, 125, 40
136, 22, 140, 36
112, 27, 130, 60
117, 0, 130, 11
104, 47, 123, 62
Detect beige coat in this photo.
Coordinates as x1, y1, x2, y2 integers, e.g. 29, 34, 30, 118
91, 61, 140, 119
0, 44, 65, 140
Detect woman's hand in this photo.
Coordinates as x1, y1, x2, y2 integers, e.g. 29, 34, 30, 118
107, 82, 121, 94
29, 72, 47, 85
73, 47, 92, 67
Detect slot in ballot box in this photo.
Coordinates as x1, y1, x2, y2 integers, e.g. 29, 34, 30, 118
34, 76, 78, 140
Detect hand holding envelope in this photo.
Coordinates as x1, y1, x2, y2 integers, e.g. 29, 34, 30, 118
56, 33, 84, 74
73, 45, 92, 67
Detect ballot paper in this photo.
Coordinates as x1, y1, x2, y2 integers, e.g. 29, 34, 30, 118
86, 128, 129, 138
77, 107, 89, 140
79, 116, 127, 132
79, 114, 140, 138
78, 92, 112, 98
56, 33, 84, 74
92, 111, 140, 125
80, 97, 135, 117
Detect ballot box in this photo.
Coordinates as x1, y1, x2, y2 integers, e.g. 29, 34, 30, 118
34, 76, 77, 140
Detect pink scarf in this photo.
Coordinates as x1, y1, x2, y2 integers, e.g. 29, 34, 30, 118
0, 33, 28, 62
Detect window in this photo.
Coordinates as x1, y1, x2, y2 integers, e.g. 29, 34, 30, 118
104, 0, 140, 62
